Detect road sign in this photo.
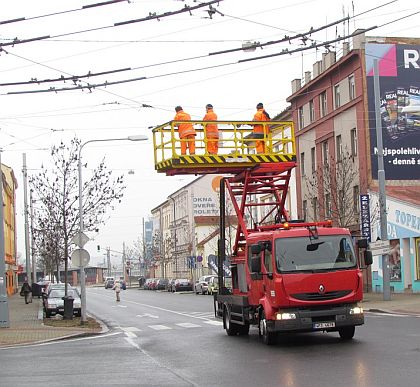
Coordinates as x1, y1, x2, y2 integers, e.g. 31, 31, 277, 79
71, 248, 90, 267
71, 231, 90, 248
369, 240, 391, 256
369, 240, 390, 250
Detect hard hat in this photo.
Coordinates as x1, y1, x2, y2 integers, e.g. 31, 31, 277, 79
206, 104, 213, 109
175, 106, 183, 112
256, 102, 264, 109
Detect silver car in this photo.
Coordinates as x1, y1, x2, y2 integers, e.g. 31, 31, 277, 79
44, 287, 81, 318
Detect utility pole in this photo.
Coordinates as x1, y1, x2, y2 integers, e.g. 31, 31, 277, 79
373, 59, 391, 301
122, 242, 126, 281
107, 247, 111, 276
0, 149, 10, 328
22, 153, 31, 284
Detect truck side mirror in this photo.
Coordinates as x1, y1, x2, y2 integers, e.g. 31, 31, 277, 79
251, 256, 261, 273
364, 250, 373, 266
357, 239, 369, 249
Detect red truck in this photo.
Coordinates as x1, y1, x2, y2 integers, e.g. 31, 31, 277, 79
214, 163, 373, 345
151, 119, 372, 345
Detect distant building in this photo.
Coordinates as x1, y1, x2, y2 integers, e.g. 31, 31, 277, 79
1, 162, 18, 295
287, 32, 420, 293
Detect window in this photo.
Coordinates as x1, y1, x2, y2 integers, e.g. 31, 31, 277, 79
334, 84, 341, 108
311, 147, 316, 174
348, 74, 355, 100
312, 197, 318, 220
300, 152, 305, 176
309, 99, 315, 123
322, 141, 329, 165
325, 193, 331, 218
336, 135, 343, 162
302, 200, 308, 221
353, 185, 360, 214
415, 238, 420, 280
350, 128, 358, 157
264, 249, 273, 273
298, 106, 304, 129
320, 91, 327, 117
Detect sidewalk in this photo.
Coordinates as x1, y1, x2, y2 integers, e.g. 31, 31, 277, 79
1, 291, 420, 348
0, 293, 104, 348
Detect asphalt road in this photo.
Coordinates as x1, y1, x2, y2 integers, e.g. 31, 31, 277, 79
1, 287, 419, 387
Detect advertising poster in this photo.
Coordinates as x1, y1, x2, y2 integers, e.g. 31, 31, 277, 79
365, 43, 420, 180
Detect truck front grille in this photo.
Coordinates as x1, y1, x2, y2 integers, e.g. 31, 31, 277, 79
291, 290, 351, 301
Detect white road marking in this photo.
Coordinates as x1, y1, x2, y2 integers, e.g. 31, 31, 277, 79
121, 326, 141, 332
203, 320, 223, 326
176, 322, 202, 328
136, 313, 159, 318
125, 337, 139, 349
125, 331, 137, 338
149, 325, 172, 331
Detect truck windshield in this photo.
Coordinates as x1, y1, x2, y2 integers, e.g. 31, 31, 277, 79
275, 235, 357, 272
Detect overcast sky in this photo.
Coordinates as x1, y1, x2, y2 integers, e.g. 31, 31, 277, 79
1, 0, 418, 266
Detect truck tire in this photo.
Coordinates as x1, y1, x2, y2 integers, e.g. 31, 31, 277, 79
259, 311, 276, 345
338, 326, 355, 340
238, 322, 250, 336
224, 307, 239, 336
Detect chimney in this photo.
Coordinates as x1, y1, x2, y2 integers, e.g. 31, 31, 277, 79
313, 61, 323, 78
352, 29, 366, 49
291, 79, 301, 94
342, 42, 350, 56
304, 71, 311, 84
323, 51, 336, 70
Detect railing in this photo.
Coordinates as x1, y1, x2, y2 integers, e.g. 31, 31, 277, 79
152, 120, 296, 166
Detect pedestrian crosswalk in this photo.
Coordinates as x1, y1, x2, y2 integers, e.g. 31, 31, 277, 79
120, 319, 223, 335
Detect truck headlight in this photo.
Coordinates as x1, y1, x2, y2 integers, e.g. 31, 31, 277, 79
276, 312, 297, 320
349, 306, 363, 315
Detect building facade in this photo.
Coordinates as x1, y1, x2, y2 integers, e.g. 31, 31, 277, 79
287, 33, 420, 293
1, 163, 18, 295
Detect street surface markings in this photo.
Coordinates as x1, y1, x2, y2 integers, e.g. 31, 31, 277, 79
366, 312, 415, 318
125, 337, 139, 349
149, 325, 172, 330
112, 305, 127, 308
125, 332, 137, 338
136, 313, 159, 318
176, 322, 202, 328
203, 320, 223, 326
121, 326, 141, 332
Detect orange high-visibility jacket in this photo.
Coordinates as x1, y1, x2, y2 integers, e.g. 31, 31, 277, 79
203, 109, 218, 138
174, 110, 196, 138
253, 108, 270, 134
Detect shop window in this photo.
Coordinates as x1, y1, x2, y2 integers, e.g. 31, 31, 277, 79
416, 238, 420, 280
389, 239, 401, 282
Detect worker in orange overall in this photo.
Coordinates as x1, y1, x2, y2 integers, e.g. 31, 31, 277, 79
174, 106, 196, 155
203, 104, 219, 155
252, 102, 271, 153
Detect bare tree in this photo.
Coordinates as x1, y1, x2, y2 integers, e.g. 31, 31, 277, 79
29, 137, 126, 293
304, 148, 360, 230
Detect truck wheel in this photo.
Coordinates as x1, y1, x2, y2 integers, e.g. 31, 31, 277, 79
338, 326, 355, 340
259, 311, 275, 345
224, 307, 239, 336
238, 322, 250, 336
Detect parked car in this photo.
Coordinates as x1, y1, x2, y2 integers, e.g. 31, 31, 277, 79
44, 287, 81, 318
143, 278, 154, 290
156, 278, 169, 290
44, 282, 72, 296
195, 275, 217, 295
104, 277, 115, 289
207, 277, 232, 295
172, 279, 193, 292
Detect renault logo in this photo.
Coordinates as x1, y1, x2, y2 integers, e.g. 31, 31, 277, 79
319, 284, 325, 294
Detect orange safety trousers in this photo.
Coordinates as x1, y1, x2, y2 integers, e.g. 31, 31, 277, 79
181, 134, 196, 155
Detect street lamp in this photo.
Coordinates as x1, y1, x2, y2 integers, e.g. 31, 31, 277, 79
78, 135, 147, 324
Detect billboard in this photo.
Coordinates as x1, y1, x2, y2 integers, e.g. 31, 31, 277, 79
366, 43, 420, 180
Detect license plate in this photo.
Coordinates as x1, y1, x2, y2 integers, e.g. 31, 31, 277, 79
313, 322, 335, 329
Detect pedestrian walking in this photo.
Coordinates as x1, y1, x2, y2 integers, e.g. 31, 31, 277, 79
174, 106, 196, 155
20, 278, 32, 304
203, 103, 219, 155
252, 102, 271, 153
113, 280, 122, 302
